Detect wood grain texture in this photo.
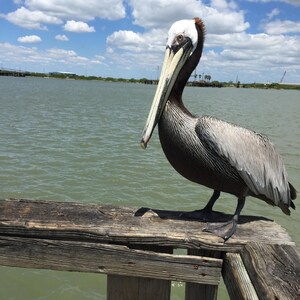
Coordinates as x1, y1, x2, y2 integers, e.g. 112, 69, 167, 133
185, 249, 221, 300
107, 246, 172, 300
107, 275, 171, 300
241, 243, 300, 300
223, 253, 258, 300
0, 235, 222, 284
0, 199, 294, 252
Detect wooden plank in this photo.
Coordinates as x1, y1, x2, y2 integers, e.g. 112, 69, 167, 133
0, 236, 222, 285
0, 199, 294, 252
107, 275, 170, 300
241, 243, 300, 300
222, 253, 258, 300
185, 249, 221, 300
107, 245, 172, 300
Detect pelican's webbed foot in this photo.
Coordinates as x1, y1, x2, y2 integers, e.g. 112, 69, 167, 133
204, 197, 245, 240
204, 218, 237, 240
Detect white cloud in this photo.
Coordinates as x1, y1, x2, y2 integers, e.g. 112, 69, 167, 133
266, 8, 280, 20
202, 31, 300, 82
247, 0, 300, 6
5, 7, 62, 30
64, 20, 95, 32
129, 0, 197, 29
128, 0, 249, 34
47, 48, 77, 58
263, 20, 300, 35
0, 42, 103, 69
285, 0, 300, 5
4, 0, 125, 31
17, 35, 42, 43
205, 11, 249, 34
91, 55, 106, 64
107, 31, 143, 51
210, 0, 238, 10
24, 0, 126, 20
106, 47, 114, 54
55, 34, 69, 41
46, 48, 90, 64
206, 32, 284, 49
107, 28, 167, 57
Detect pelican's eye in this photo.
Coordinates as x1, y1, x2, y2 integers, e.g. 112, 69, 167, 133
177, 34, 184, 43
170, 33, 191, 53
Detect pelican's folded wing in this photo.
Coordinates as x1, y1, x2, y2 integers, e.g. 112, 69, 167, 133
195, 116, 291, 206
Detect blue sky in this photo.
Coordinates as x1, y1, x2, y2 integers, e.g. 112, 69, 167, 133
1, 0, 300, 83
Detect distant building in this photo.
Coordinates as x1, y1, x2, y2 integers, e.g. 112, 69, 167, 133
49, 71, 77, 77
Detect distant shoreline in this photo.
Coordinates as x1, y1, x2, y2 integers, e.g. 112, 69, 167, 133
1, 71, 300, 90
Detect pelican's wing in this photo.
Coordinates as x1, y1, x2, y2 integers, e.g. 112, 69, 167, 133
195, 116, 291, 207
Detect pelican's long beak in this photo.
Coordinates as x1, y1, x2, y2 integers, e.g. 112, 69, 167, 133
140, 42, 193, 149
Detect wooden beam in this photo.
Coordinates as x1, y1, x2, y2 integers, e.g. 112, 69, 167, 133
0, 199, 294, 253
222, 253, 258, 300
185, 249, 221, 300
107, 245, 173, 300
241, 243, 300, 300
0, 236, 222, 285
107, 275, 171, 300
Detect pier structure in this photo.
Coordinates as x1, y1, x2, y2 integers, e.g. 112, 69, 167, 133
0, 68, 29, 77
0, 198, 299, 299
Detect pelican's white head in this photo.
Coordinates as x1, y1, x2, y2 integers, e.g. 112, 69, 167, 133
167, 19, 199, 53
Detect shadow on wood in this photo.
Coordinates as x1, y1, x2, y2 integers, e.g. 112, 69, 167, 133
134, 206, 272, 224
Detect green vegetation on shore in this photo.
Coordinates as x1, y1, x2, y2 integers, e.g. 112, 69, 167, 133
239, 82, 300, 90
25, 71, 300, 90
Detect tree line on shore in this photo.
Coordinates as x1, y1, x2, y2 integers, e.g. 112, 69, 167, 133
27, 71, 300, 90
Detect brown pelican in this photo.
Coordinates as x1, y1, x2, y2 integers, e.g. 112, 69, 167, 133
140, 18, 296, 240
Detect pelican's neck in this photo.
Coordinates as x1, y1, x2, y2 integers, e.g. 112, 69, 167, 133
170, 22, 204, 106
168, 44, 202, 116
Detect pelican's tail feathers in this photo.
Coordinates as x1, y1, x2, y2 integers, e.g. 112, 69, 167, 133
289, 182, 296, 210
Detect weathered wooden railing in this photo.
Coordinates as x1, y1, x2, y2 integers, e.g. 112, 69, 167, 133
0, 199, 299, 299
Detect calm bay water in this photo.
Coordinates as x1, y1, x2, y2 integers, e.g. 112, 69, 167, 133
0, 77, 299, 299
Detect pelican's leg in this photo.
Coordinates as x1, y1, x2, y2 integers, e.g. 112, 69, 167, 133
204, 197, 245, 240
180, 190, 220, 220
202, 190, 221, 212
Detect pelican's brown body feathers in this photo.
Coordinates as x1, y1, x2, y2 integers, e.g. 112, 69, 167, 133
159, 99, 296, 215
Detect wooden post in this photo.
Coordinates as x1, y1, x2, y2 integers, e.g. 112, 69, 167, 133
222, 253, 258, 300
241, 243, 300, 300
185, 249, 221, 300
107, 275, 171, 300
107, 245, 172, 300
